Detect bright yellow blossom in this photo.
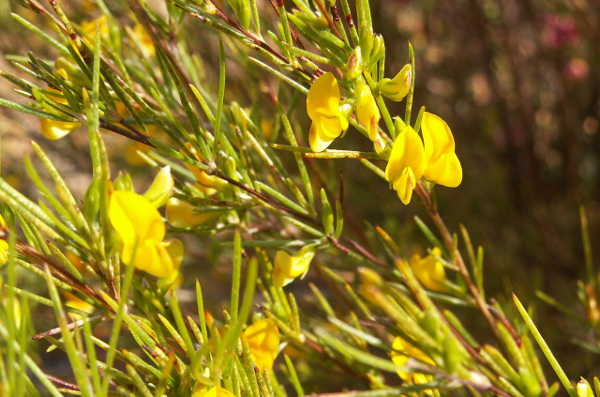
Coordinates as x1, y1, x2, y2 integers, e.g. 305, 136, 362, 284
306, 72, 349, 152
192, 386, 235, 397
64, 292, 94, 320
421, 112, 462, 188
408, 248, 446, 291
385, 113, 462, 204
379, 64, 412, 102
165, 197, 218, 228
385, 125, 426, 205
355, 81, 381, 149
243, 318, 280, 371
108, 191, 182, 278
391, 336, 434, 394
272, 247, 315, 287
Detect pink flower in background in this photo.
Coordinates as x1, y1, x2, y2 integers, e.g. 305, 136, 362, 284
542, 14, 579, 48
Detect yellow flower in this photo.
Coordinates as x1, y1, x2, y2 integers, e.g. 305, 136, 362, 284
165, 197, 218, 228
192, 386, 235, 397
421, 112, 462, 188
108, 191, 182, 278
272, 247, 315, 287
384, 124, 427, 205
81, 16, 109, 44
243, 318, 280, 371
355, 81, 381, 145
391, 336, 434, 394
306, 72, 349, 152
130, 23, 155, 57
408, 248, 446, 291
379, 64, 412, 102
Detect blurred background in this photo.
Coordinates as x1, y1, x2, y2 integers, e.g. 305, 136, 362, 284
1, 0, 599, 384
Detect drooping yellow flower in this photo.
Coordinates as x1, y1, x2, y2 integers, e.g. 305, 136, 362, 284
108, 191, 182, 278
192, 386, 235, 397
408, 247, 446, 291
272, 247, 315, 287
165, 197, 218, 228
243, 318, 280, 371
355, 81, 381, 147
130, 23, 155, 57
384, 124, 427, 205
421, 112, 462, 188
391, 336, 434, 394
306, 72, 349, 152
379, 64, 412, 102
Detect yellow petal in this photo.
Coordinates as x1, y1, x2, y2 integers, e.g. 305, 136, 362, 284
192, 386, 235, 397
0, 240, 8, 265
272, 248, 315, 287
309, 121, 336, 152
243, 318, 280, 371
392, 167, 417, 205
109, 190, 165, 248
40, 118, 80, 140
166, 197, 218, 228
424, 151, 462, 188
385, 126, 426, 183
143, 166, 174, 208
307, 72, 340, 120
421, 112, 455, 163
132, 24, 155, 57
356, 82, 380, 141
81, 16, 109, 44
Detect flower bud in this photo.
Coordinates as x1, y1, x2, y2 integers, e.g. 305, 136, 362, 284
345, 47, 363, 80
578, 379, 595, 397
143, 166, 174, 208
379, 64, 412, 102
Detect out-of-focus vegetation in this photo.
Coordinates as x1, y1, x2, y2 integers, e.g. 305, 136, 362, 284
0, 0, 599, 396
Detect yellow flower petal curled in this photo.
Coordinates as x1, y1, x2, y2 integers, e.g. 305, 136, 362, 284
391, 336, 434, 394
243, 318, 280, 371
166, 197, 218, 228
421, 112, 462, 188
40, 117, 80, 140
272, 247, 315, 287
379, 64, 412, 102
408, 248, 447, 291
306, 72, 349, 152
192, 386, 235, 397
0, 240, 7, 265
109, 191, 181, 278
356, 81, 380, 142
385, 125, 426, 205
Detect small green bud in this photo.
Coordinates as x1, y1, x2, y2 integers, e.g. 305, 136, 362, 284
379, 64, 412, 102
578, 378, 595, 397
345, 47, 363, 80
143, 166, 174, 208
